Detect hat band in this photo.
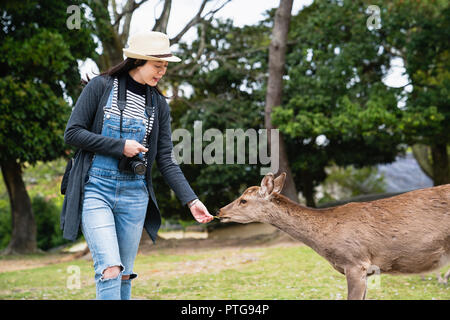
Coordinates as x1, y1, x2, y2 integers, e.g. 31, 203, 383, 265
145, 53, 173, 58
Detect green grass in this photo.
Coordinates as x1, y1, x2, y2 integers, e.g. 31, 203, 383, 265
0, 244, 448, 300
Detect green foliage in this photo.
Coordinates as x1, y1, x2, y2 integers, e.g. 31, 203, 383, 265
153, 18, 272, 218
0, 76, 70, 164
22, 158, 67, 185
317, 164, 387, 205
0, 200, 12, 249
276, 0, 405, 152
382, 0, 450, 145
156, 1, 449, 209
1, 29, 73, 79
268, 0, 448, 202
0, 194, 70, 252
0, 1, 97, 251
0, 1, 97, 164
32, 196, 70, 250
0, 161, 70, 251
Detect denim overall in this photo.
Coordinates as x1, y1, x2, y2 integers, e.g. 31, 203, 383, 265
81, 87, 149, 300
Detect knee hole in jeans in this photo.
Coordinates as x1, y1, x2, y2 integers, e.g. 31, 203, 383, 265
101, 265, 124, 280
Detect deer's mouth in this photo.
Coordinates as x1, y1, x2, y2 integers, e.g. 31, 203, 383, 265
218, 215, 232, 223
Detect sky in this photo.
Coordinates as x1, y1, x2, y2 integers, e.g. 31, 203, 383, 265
130, 0, 311, 39
79, 0, 407, 89
80, 0, 311, 78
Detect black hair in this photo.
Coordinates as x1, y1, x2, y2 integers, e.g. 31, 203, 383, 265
82, 58, 168, 98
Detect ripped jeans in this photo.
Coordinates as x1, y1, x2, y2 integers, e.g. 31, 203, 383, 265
81, 168, 149, 300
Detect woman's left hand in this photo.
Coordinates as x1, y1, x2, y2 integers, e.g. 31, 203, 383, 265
189, 200, 214, 224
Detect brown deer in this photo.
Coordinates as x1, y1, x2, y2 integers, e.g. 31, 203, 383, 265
217, 172, 450, 299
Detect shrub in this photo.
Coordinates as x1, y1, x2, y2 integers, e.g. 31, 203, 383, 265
32, 195, 70, 251
0, 199, 11, 250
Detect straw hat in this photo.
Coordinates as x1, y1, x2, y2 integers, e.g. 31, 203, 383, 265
123, 31, 181, 62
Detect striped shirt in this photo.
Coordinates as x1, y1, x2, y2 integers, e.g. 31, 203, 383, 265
104, 74, 155, 166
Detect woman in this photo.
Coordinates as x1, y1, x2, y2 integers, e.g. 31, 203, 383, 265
61, 31, 213, 300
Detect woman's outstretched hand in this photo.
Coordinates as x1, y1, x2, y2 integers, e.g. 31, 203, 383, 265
189, 200, 214, 224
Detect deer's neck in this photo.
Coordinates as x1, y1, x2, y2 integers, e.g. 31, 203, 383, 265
260, 195, 332, 251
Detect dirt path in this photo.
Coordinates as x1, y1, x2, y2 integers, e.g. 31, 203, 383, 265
0, 253, 77, 273
0, 229, 298, 274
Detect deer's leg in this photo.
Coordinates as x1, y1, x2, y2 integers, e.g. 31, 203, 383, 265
443, 269, 450, 284
345, 266, 367, 300
436, 271, 446, 284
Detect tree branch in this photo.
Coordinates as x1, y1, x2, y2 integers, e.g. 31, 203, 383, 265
169, 45, 267, 77
120, 0, 137, 43
169, 0, 209, 44
202, 0, 232, 20
112, 0, 149, 28
153, 0, 172, 33
195, 21, 207, 59
111, 0, 120, 32
170, 0, 232, 44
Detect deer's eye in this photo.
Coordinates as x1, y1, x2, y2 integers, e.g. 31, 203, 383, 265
240, 199, 247, 205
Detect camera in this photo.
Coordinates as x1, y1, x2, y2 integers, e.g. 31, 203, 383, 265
118, 155, 146, 175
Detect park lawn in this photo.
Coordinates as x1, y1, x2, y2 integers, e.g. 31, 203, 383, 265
0, 244, 448, 300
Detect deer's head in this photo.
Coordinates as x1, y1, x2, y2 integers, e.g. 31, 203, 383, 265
217, 172, 286, 224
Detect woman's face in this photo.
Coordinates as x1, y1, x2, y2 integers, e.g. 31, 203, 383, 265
136, 60, 168, 86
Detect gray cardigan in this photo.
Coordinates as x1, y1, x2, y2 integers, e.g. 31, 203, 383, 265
60, 74, 197, 242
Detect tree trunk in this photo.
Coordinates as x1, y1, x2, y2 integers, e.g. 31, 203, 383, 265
411, 144, 433, 179
1, 160, 37, 254
264, 0, 298, 202
301, 171, 316, 208
431, 142, 449, 186
89, 1, 127, 72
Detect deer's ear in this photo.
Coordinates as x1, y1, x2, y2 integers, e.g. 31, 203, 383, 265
273, 172, 286, 194
259, 173, 274, 197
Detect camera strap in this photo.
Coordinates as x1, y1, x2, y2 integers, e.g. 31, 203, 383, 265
117, 74, 127, 139
117, 73, 155, 146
